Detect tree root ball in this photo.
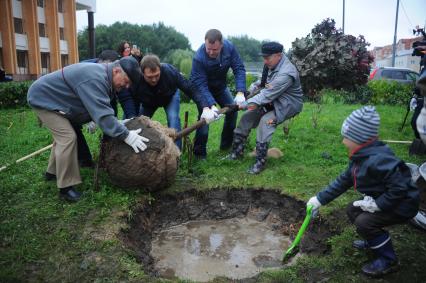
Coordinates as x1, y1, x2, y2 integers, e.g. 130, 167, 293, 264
102, 116, 180, 191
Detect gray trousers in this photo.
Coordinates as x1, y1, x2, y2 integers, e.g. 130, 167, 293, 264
234, 107, 277, 143
34, 108, 82, 188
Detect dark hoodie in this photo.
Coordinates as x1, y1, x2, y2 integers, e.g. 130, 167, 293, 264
316, 140, 419, 218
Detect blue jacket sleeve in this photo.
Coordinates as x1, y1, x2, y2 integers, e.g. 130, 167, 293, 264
317, 167, 353, 205
117, 88, 138, 118
230, 46, 246, 93
374, 159, 413, 211
190, 58, 216, 107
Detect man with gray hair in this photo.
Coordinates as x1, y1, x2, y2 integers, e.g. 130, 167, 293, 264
27, 56, 148, 202
229, 42, 303, 174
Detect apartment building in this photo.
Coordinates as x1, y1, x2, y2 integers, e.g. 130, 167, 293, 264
0, 0, 95, 81
371, 36, 422, 73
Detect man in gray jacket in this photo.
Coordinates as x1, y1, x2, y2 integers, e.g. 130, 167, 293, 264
229, 42, 303, 174
27, 56, 148, 202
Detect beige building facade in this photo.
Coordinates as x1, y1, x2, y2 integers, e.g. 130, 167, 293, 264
0, 0, 95, 80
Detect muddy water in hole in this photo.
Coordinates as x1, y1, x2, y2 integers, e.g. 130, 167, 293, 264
150, 217, 292, 282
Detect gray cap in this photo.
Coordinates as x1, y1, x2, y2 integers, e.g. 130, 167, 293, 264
119, 56, 141, 86
259, 42, 283, 56
341, 106, 380, 144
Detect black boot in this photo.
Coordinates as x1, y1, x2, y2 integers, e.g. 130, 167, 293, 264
247, 142, 268, 174
59, 187, 82, 202
353, 239, 370, 250
362, 234, 399, 277
228, 134, 247, 160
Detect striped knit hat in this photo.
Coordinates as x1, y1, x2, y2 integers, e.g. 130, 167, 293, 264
341, 106, 380, 144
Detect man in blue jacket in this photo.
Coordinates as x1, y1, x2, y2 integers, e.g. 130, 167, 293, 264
122, 54, 207, 149
190, 29, 246, 159
307, 106, 419, 277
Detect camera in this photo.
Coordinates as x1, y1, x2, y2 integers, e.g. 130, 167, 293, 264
411, 27, 426, 57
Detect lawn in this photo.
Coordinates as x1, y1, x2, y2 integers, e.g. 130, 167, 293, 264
1, 101, 426, 282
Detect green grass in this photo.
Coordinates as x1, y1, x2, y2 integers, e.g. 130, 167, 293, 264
1, 102, 426, 282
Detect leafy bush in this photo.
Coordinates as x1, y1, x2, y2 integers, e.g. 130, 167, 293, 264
163, 49, 194, 77
320, 80, 413, 106
0, 81, 33, 108
367, 80, 413, 105
289, 18, 374, 98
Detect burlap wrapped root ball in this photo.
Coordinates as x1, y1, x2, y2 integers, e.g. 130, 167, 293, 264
102, 116, 180, 191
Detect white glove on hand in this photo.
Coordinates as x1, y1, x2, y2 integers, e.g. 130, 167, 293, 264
201, 107, 216, 124
118, 118, 131, 126
353, 196, 381, 213
307, 196, 322, 217
87, 121, 97, 134
124, 129, 149, 153
410, 97, 417, 111
416, 107, 426, 144
211, 105, 224, 120
234, 92, 246, 105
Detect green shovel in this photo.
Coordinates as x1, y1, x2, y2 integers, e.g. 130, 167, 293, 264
282, 204, 313, 262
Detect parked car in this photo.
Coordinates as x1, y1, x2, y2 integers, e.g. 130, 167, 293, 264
369, 67, 419, 84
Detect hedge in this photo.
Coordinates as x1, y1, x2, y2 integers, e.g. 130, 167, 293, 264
0, 81, 33, 108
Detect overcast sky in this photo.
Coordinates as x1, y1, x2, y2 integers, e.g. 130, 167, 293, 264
76, 0, 426, 51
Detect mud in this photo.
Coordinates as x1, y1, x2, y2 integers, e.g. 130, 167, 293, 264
121, 188, 338, 281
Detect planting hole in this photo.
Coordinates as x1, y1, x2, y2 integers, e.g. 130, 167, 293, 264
122, 188, 332, 281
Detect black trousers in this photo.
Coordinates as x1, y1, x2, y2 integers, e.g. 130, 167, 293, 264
71, 123, 92, 162
346, 202, 409, 240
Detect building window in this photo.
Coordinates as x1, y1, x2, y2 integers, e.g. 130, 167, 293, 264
14, 18, 24, 34
59, 27, 65, 40
16, 50, 28, 74
39, 23, 46, 37
58, 0, 64, 13
41, 52, 50, 74
37, 0, 44, 8
61, 54, 69, 67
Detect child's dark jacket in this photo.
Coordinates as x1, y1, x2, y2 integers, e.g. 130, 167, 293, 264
316, 140, 419, 218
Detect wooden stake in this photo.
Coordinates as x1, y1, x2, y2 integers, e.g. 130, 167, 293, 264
0, 144, 53, 172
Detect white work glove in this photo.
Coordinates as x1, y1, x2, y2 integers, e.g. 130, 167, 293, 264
201, 107, 216, 124
124, 129, 149, 153
353, 196, 381, 213
410, 97, 417, 111
417, 107, 426, 144
118, 118, 131, 126
234, 92, 246, 105
211, 105, 224, 120
86, 121, 97, 134
307, 196, 322, 217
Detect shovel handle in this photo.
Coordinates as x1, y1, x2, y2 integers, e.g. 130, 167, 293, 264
282, 205, 313, 262
173, 106, 239, 140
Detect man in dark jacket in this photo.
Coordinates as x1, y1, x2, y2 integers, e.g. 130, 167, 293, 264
307, 106, 419, 277
27, 57, 149, 202
122, 54, 207, 149
190, 29, 246, 158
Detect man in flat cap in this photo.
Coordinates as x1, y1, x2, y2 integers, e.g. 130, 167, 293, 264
28, 56, 149, 202
228, 42, 304, 174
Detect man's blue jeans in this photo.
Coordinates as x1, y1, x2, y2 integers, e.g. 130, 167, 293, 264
139, 90, 182, 149
193, 87, 237, 157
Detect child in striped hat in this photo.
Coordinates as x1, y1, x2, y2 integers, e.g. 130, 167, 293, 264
307, 106, 419, 277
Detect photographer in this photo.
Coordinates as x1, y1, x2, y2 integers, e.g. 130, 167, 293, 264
409, 27, 426, 153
